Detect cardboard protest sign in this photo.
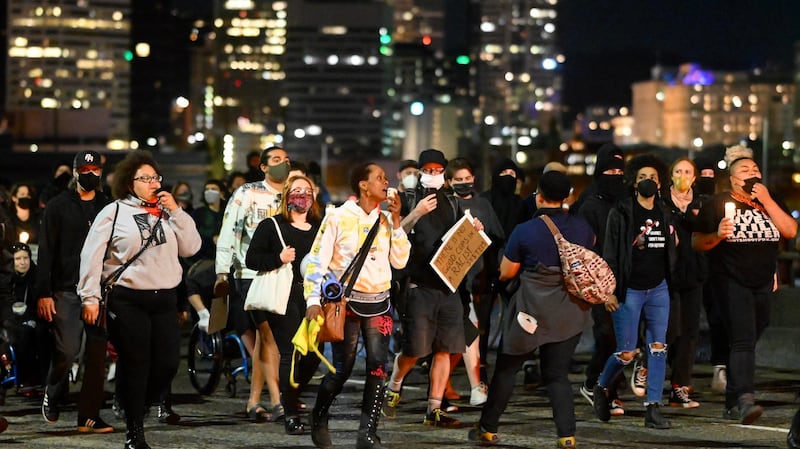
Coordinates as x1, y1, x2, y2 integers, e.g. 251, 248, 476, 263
429, 211, 492, 292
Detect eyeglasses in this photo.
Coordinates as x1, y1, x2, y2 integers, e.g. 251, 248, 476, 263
10, 243, 30, 253
289, 188, 314, 196
421, 167, 445, 175
134, 175, 163, 183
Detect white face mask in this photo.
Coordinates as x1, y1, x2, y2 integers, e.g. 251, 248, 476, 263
204, 189, 221, 204
401, 174, 418, 190
419, 173, 445, 190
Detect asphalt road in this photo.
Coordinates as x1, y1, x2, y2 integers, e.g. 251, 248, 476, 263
2, 342, 799, 449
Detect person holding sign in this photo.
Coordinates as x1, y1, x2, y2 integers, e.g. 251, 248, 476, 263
383, 149, 484, 429
693, 145, 797, 425
467, 171, 594, 449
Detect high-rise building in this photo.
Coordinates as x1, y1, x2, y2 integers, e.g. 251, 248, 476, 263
6, 0, 132, 151
632, 63, 795, 151
477, 0, 562, 162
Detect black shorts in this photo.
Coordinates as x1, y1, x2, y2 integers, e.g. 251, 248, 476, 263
231, 278, 257, 334
400, 286, 466, 357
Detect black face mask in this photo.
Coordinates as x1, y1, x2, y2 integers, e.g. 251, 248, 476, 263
16, 197, 33, 210
452, 182, 474, 197
597, 174, 627, 199
636, 179, 658, 199
742, 176, 761, 195
494, 175, 516, 195
695, 177, 715, 196
77, 172, 101, 191
55, 172, 72, 189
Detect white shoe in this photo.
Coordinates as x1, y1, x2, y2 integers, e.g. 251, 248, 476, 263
470, 382, 489, 406
630, 359, 647, 397
711, 365, 727, 393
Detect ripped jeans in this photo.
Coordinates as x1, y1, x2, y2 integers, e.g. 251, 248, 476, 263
598, 280, 670, 404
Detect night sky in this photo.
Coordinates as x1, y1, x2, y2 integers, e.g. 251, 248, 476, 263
558, 0, 800, 116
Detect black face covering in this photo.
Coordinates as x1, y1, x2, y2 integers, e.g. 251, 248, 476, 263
494, 175, 516, 195
55, 172, 72, 189
695, 177, 715, 196
452, 182, 474, 197
597, 174, 627, 199
636, 179, 658, 199
16, 197, 33, 210
742, 176, 761, 195
77, 172, 101, 191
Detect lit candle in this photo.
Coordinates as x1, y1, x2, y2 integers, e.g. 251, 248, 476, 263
19, 231, 29, 244
724, 202, 736, 220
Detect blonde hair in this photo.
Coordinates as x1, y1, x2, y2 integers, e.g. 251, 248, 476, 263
724, 144, 754, 170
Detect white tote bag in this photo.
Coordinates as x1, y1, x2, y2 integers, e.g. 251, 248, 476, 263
244, 216, 293, 314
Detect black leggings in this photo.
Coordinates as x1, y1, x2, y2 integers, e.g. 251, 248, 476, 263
257, 295, 321, 416
108, 286, 180, 422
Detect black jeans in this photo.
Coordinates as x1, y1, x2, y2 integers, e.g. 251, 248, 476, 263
702, 277, 729, 366
107, 286, 180, 423
318, 308, 393, 398
46, 290, 107, 420
261, 294, 320, 416
719, 277, 771, 409
667, 284, 703, 386
480, 333, 582, 438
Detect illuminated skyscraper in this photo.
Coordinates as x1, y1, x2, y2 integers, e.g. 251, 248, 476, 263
477, 0, 562, 160
6, 0, 132, 151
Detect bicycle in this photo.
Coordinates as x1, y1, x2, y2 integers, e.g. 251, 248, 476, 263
186, 324, 250, 397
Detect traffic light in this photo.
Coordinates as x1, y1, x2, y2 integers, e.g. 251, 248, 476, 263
123, 50, 133, 62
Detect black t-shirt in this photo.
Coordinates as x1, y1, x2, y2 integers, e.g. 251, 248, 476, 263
628, 200, 666, 290
695, 192, 784, 288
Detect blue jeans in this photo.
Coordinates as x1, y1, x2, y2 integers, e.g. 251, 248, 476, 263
598, 280, 669, 404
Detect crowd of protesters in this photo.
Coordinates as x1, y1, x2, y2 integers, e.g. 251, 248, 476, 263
0, 143, 798, 449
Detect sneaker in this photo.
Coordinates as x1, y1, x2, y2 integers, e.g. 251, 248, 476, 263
470, 382, 489, 406
42, 386, 59, 424
579, 383, 594, 406
557, 436, 577, 448
423, 408, 461, 428
669, 386, 700, 408
610, 399, 625, 416
77, 416, 114, 433
382, 389, 401, 419
738, 403, 763, 425
630, 359, 647, 397
443, 397, 459, 413
711, 365, 727, 393
468, 426, 498, 445
592, 384, 611, 422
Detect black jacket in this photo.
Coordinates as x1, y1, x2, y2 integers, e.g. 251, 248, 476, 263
663, 194, 708, 289
35, 189, 110, 298
407, 187, 461, 292
603, 197, 678, 303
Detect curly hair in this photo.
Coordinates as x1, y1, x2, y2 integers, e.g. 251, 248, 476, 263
111, 150, 160, 200
626, 153, 668, 195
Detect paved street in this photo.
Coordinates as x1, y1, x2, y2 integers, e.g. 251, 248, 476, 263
2, 343, 799, 449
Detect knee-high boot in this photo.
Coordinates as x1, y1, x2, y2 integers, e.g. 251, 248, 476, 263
356, 375, 385, 449
311, 385, 336, 449
124, 419, 150, 449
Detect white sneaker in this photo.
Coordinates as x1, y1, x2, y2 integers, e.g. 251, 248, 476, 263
711, 365, 727, 393
469, 382, 489, 407
470, 382, 489, 406
630, 359, 647, 397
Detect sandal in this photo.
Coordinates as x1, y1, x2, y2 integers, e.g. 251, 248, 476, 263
246, 404, 269, 423
265, 403, 285, 423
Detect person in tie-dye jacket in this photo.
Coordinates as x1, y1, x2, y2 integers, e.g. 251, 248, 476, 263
303, 162, 410, 449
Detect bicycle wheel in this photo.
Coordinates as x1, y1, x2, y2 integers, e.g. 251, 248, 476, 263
187, 324, 223, 395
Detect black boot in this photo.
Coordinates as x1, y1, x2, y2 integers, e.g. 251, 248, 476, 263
644, 403, 670, 429
788, 408, 800, 449
311, 387, 336, 449
356, 376, 385, 449
124, 420, 151, 449
156, 400, 180, 425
